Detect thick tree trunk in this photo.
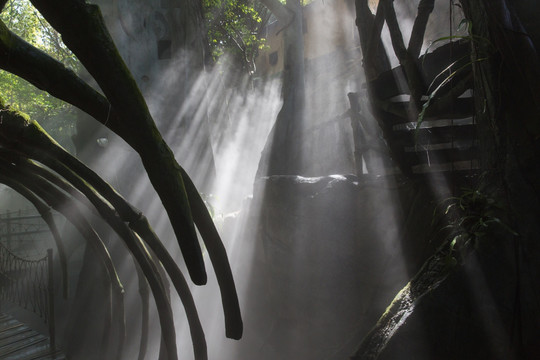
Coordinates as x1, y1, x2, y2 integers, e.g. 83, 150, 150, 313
256, 0, 306, 176
354, 0, 391, 80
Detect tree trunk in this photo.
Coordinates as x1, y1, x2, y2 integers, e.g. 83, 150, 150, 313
160, 0, 216, 192
256, 0, 306, 176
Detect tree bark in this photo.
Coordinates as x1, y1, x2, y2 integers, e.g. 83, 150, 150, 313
257, 0, 306, 176
380, 0, 425, 111
407, 0, 435, 59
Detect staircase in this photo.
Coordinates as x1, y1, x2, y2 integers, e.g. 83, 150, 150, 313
0, 313, 64, 360
366, 41, 478, 177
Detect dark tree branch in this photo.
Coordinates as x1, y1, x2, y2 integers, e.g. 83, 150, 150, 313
136, 263, 150, 360
0, 107, 212, 358
0, 160, 125, 357
9, 122, 226, 347
408, 0, 435, 59
0, 108, 183, 359
380, 0, 426, 111
352, 246, 453, 359
484, 0, 540, 136
0, 14, 242, 334
5, 152, 182, 360
355, 0, 391, 80
0, 27, 242, 337
379, 0, 408, 65
28, 0, 207, 285
1, 0, 243, 346
179, 167, 244, 339
0, 20, 123, 136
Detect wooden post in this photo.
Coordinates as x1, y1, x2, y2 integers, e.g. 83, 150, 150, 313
347, 93, 365, 176
47, 248, 56, 352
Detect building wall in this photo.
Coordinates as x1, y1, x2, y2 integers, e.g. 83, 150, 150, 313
255, 0, 359, 77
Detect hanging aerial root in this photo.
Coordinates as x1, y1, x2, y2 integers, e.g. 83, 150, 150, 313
0, 19, 120, 136
1, 15, 241, 310
1, 104, 240, 343
0, 150, 97, 214
0, 26, 202, 285
180, 169, 243, 340
29, 0, 206, 285
0, 161, 125, 357
136, 263, 150, 360
2, 126, 207, 358
408, 0, 435, 59
0, 152, 188, 360
0, 170, 69, 299
1, 0, 244, 348
4, 155, 128, 359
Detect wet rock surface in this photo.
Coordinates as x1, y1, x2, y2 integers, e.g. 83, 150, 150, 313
354, 232, 540, 360
233, 174, 440, 359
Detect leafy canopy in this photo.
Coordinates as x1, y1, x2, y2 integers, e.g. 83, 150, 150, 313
0, 0, 80, 151
203, 0, 270, 73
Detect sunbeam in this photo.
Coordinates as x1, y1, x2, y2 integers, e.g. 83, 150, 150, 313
2, 0, 540, 359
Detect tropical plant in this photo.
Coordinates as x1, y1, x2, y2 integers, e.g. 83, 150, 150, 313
434, 186, 518, 266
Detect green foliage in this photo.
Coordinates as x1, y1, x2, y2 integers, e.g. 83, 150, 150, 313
0, 0, 80, 151
415, 19, 493, 133
415, 55, 481, 134
203, 0, 270, 73
435, 187, 518, 266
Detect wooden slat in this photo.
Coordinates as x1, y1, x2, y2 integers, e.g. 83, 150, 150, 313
0, 328, 40, 348
15, 342, 60, 360
0, 334, 46, 357
374, 97, 474, 126
0, 314, 64, 359
368, 41, 472, 100
0, 325, 32, 342
391, 124, 477, 147
393, 117, 474, 131
412, 160, 479, 174
402, 146, 478, 165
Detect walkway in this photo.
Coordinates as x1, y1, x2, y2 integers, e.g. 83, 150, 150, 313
0, 313, 64, 360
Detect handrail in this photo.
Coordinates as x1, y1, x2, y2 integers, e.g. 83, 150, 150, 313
0, 242, 55, 350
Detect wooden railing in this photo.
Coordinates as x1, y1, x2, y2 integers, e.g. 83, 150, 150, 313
0, 243, 55, 350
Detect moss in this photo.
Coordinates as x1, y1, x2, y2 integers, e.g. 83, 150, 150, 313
353, 248, 454, 359
0, 105, 67, 151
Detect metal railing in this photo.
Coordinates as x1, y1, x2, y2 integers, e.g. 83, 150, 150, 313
0, 242, 56, 350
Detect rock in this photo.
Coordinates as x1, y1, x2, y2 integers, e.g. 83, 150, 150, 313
236, 174, 440, 359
